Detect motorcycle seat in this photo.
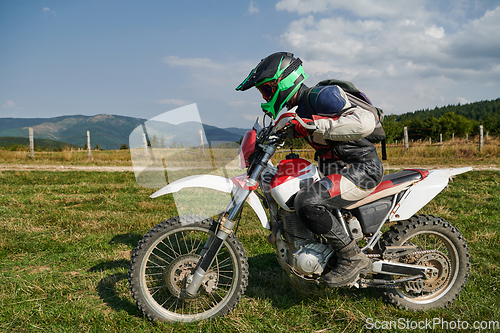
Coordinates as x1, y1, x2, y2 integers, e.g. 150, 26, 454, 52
381, 168, 429, 185
346, 169, 429, 209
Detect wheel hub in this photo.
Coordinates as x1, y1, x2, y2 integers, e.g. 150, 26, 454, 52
165, 254, 219, 298
165, 254, 200, 298
416, 251, 450, 292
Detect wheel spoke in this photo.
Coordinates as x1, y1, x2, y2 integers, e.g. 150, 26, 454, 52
154, 243, 177, 261
146, 259, 166, 269
149, 250, 173, 265
149, 284, 167, 297
174, 232, 183, 255
163, 236, 180, 257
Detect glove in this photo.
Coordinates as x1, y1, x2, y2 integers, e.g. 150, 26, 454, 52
291, 118, 316, 138
274, 112, 295, 133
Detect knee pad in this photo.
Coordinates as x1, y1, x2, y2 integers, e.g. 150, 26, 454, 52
294, 182, 327, 213
297, 205, 334, 235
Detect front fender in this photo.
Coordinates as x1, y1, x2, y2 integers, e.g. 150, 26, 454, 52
150, 175, 269, 229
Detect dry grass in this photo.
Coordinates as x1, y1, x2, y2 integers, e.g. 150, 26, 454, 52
272, 138, 500, 169
1, 137, 498, 170
0, 148, 133, 166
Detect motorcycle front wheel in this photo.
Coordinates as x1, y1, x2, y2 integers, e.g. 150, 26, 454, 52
380, 215, 470, 310
129, 215, 248, 322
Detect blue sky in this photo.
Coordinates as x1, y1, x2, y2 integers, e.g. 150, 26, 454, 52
1, 0, 500, 128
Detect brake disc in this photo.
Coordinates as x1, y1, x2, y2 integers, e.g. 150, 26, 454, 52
416, 251, 451, 292
165, 254, 200, 298
165, 254, 219, 298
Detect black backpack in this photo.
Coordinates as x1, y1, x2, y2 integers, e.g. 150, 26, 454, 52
304, 79, 387, 159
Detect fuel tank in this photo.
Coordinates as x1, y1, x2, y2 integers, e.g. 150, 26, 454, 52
269, 158, 320, 211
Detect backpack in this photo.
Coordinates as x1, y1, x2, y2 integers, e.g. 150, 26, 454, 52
304, 79, 387, 159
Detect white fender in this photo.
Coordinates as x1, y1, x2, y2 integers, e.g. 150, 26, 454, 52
390, 167, 472, 221
150, 175, 269, 229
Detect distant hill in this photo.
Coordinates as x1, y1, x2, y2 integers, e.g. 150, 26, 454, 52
0, 114, 248, 150
0, 137, 79, 150
386, 98, 500, 122
383, 98, 500, 142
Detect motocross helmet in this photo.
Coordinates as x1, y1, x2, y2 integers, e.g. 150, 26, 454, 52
236, 52, 308, 119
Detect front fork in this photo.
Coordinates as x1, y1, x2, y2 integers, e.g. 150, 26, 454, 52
185, 143, 276, 296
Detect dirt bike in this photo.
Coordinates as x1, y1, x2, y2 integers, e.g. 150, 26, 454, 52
128, 116, 471, 322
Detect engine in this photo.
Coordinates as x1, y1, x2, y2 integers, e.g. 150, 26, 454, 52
281, 209, 314, 245
280, 210, 334, 276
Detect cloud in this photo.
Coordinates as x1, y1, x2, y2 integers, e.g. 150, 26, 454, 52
229, 100, 260, 107
248, 1, 260, 15
3, 100, 16, 108
163, 56, 225, 71
426, 26, 445, 39
447, 7, 500, 61
275, 0, 425, 18
42, 7, 55, 14
158, 99, 191, 106
275, 1, 500, 114
241, 113, 262, 121
162, 55, 255, 90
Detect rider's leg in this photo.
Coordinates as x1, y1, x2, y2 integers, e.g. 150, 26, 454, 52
294, 163, 382, 286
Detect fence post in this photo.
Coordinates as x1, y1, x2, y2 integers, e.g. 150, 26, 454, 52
439, 133, 442, 145
142, 132, 148, 156
466, 134, 468, 143
199, 130, 205, 156
429, 137, 432, 145
87, 131, 91, 157
479, 125, 484, 152
395, 140, 397, 147
452, 133, 454, 143
29, 127, 35, 158
486, 132, 489, 141
404, 127, 409, 152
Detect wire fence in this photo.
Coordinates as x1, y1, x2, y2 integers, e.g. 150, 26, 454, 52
17, 123, 498, 159
394, 125, 494, 152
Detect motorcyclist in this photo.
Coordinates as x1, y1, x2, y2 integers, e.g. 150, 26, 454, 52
236, 52, 384, 286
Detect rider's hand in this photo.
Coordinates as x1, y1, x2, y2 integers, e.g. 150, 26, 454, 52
274, 112, 295, 133
291, 118, 316, 138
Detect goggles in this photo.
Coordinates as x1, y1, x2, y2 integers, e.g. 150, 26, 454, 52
256, 81, 277, 102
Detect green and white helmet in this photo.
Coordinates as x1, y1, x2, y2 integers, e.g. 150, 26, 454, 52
236, 52, 308, 119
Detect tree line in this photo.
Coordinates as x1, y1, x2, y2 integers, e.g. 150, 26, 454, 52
382, 98, 500, 143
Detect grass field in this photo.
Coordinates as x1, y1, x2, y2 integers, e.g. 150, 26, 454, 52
0, 166, 499, 332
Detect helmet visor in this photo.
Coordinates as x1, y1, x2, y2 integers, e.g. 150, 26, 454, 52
256, 81, 277, 102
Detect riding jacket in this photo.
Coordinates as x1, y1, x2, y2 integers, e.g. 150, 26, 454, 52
294, 85, 380, 168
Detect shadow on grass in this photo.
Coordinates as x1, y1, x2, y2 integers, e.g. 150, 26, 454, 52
246, 252, 381, 309
89, 259, 142, 317
91, 233, 380, 319
109, 233, 144, 248
89, 233, 144, 318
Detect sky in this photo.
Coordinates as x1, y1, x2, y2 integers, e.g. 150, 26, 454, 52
1, 0, 500, 129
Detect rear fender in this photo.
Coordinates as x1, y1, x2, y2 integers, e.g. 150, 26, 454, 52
150, 175, 269, 229
390, 167, 472, 221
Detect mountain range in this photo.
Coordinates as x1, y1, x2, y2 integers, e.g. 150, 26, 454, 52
0, 114, 249, 150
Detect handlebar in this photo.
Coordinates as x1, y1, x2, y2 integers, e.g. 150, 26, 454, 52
293, 114, 317, 131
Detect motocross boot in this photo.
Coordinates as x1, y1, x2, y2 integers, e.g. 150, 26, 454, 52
295, 204, 372, 287
322, 238, 372, 287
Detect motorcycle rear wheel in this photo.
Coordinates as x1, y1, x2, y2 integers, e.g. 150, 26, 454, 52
379, 215, 470, 310
129, 215, 248, 322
